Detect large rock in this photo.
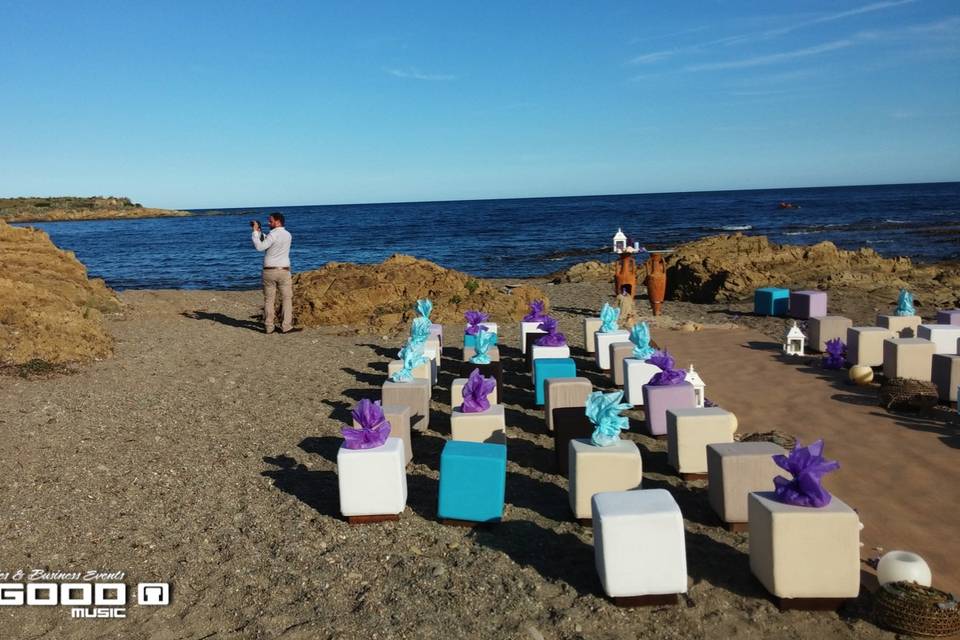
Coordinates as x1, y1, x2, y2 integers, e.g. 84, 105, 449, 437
664, 234, 960, 307
0, 221, 119, 365
293, 254, 549, 332
551, 260, 615, 283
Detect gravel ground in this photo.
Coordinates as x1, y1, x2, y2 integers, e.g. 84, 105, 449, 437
0, 283, 905, 639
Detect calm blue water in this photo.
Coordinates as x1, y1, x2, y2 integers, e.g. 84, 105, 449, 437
17, 182, 960, 290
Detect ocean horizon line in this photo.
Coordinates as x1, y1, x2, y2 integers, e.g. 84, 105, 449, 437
184, 179, 960, 213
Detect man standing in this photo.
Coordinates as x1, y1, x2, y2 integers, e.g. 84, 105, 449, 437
251, 213, 294, 334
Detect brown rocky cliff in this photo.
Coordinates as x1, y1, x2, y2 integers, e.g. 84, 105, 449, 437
664, 233, 960, 308
0, 220, 119, 365
293, 254, 548, 332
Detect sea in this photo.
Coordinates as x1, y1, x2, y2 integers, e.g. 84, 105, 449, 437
16, 182, 960, 290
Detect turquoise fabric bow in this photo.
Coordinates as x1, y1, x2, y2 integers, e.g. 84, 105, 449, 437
586, 390, 632, 447
629, 321, 655, 360
895, 289, 915, 316
391, 340, 429, 382
469, 329, 496, 364
599, 302, 620, 333
416, 298, 433, 320
409, 316, 432, 347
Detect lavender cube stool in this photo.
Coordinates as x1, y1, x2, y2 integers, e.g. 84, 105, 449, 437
641, 382, 696, 437
937, 310, 960, 326
789, 290, 827, 320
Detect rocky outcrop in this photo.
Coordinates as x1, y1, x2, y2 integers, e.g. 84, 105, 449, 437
550, 260, 615, 283
0, 196, 188, 222
0, 221, 119, 365
664, 234, 960, 308
293, 254, 548, 332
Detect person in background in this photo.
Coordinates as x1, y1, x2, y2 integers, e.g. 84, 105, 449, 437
250, 213, 296, 334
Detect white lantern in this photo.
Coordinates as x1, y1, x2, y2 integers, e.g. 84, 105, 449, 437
783, 321, 806, 356
613, 228, 627, 254
686, 364, 705, 408
877, 550, 932, 587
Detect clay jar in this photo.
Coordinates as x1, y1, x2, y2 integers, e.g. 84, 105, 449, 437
645, 254, 667, 316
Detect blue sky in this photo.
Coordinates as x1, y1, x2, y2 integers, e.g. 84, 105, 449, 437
1, 0, 957, 208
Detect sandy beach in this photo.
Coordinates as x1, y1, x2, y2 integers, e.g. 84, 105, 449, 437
2, 279, 955, 639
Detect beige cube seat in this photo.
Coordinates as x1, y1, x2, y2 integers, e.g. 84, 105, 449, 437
387, 359, 431, 382
450, 378, 498, 409
381, 379, 431, 431
609, 342, 634, 386
846, 326, 895, 367
568, 439, 642, 520
707, 442, 784, 527
450, 405, 506, 444
931, 354, 960, 402
877, 314, 922, 338
583, 318, 602, 353
353, 404, 413, 465
666, 408, 738, 476
882, 338, 935, 381
807, 316, 853, 352
749, 492, 861, 602
544, 377, 592, 432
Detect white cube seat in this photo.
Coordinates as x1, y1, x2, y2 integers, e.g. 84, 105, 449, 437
592, 489, 688, 598
623, 359, 662, 405
917, 324, 960, 355
337, 438, 407, 517
530, 344, 571, 373
595, 330, 630, 370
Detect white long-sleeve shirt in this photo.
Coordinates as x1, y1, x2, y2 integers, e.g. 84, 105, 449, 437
251, 227, 292, 268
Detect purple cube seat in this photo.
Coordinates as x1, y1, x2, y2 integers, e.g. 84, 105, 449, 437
789, 290, 827, 319
641, 382, 696, 437
937, 309, 960, 326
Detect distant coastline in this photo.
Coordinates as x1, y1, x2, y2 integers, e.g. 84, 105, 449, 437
0, 196, 188, 223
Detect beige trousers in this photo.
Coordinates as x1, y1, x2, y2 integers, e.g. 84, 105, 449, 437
262, 269, 293, 332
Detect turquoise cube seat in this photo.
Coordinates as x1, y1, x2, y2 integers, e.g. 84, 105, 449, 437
463, 333, 499, 349
438, 440, 507, 523
533, 357, 577, 406
754, 287, 790, 316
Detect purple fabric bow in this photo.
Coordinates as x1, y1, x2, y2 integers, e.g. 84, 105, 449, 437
822, 338, 845, 370
649, 368, 687, 386
341, 399, 392, 449
772, 439, 839, 508
645, 350, 675, 371
464, 310, 489, 336
461, 368, 496, 413
523, 299, 548, 322
534, 316, 567, 347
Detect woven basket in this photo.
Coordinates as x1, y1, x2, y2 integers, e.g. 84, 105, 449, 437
879, 378, 939, 411
735, 430, 796, 451
874, 581, 960, 637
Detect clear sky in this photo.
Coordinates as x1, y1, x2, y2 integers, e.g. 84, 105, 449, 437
1, 0, 958, 208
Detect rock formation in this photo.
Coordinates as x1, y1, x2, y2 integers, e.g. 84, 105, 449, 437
0, 196, 187, 222
293, 254, 548, 332
550, 260, 615, 283
0, 221, 119, 365
664, 234, 960, 308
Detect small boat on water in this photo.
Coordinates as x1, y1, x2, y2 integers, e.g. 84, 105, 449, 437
778, 201, 798, 209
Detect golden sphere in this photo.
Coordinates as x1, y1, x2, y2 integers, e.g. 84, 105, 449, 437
849, 364, 874, 385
